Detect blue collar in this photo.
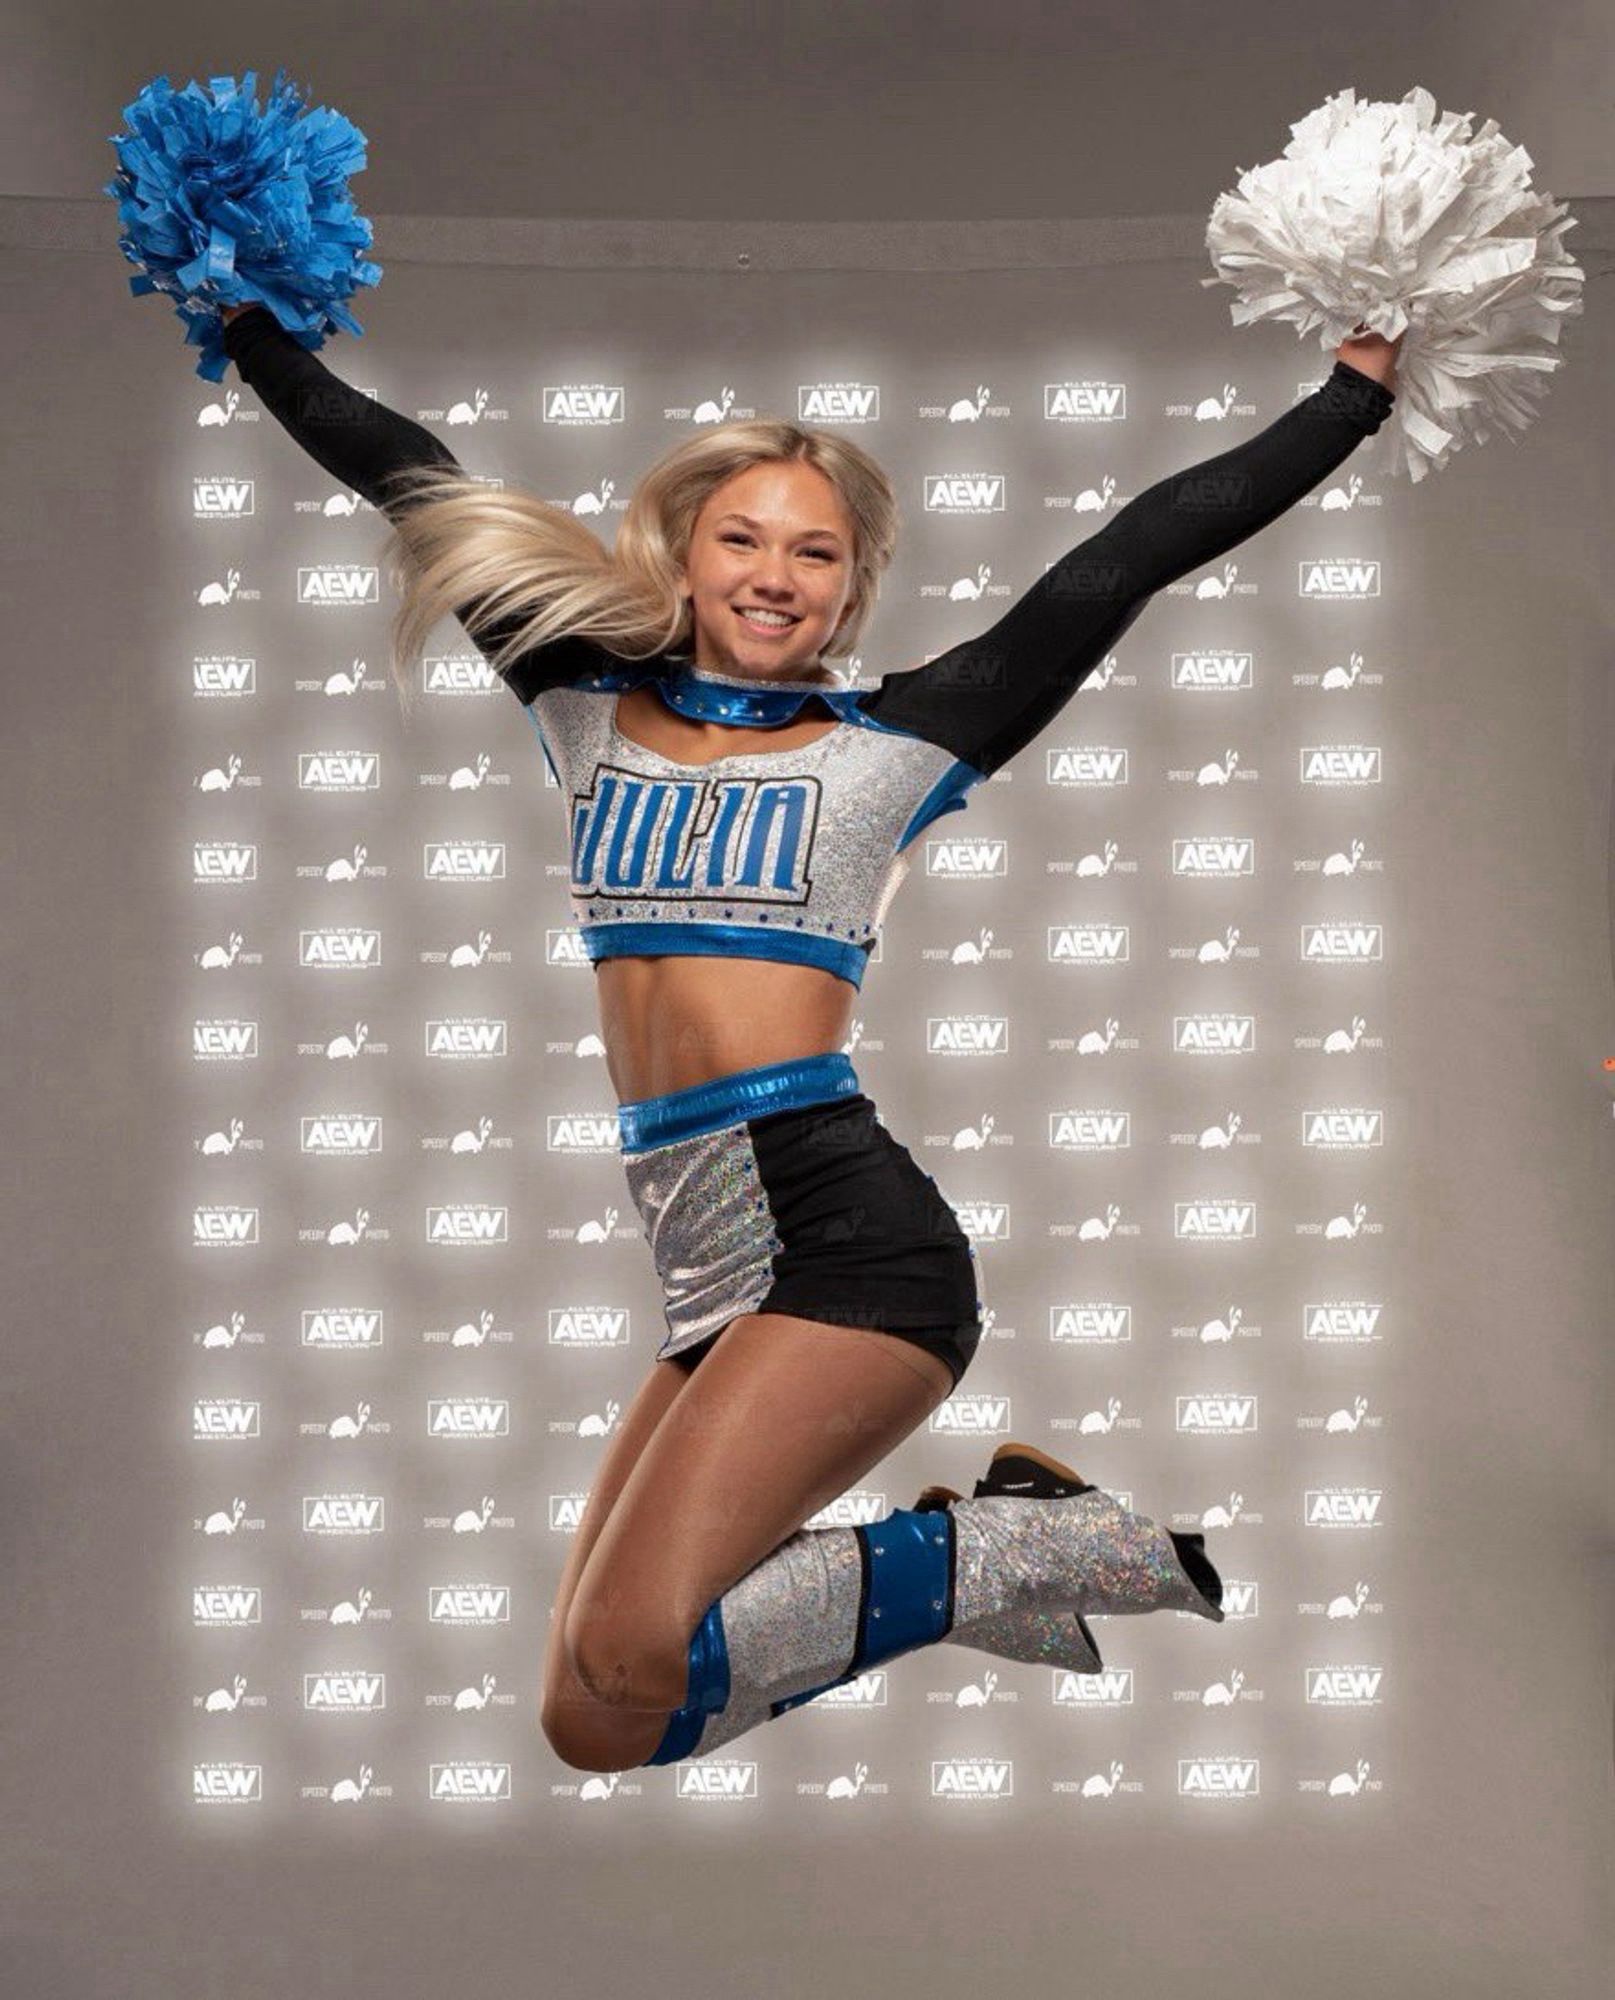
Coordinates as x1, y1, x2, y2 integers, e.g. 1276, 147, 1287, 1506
652, 656, 852, 727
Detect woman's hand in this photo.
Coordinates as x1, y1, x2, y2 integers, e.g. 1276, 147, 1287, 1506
1334, 324, 1404, 390
219, 301, 258, 324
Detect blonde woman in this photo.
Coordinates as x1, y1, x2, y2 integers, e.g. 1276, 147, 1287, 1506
218, 301, 1398, 1771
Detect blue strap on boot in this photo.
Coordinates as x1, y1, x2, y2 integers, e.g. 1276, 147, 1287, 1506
646, 1507, 954, 1764
645, 1600, 729, 1765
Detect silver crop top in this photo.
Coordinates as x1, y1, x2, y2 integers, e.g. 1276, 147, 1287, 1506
221, 303, 1396, 992
523, 652, 982, 989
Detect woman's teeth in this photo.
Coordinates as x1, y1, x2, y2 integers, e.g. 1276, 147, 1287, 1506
736, 608, 798, 633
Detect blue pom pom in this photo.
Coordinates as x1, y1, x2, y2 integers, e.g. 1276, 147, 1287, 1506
103, 67, 382, 381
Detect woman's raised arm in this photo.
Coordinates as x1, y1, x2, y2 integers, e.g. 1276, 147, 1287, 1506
221, 303, 462, 519
858, 351, 1397, 780
219, 305, 610, 700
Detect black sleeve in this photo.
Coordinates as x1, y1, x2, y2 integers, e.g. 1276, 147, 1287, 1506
221, 306, 610, 703
858, 358, 1397, 778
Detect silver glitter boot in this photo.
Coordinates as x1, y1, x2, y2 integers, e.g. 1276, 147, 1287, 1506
948, 1482, 1225, 1644
644, 1462, 1221, 1768
915, 1443, 1106, 1673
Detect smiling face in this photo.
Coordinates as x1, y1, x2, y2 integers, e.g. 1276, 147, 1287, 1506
678, 458, 860, 682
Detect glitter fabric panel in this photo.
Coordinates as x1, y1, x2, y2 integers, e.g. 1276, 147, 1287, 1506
950, 1492, 1226, 1629
621, 1117, 783, 1357
943, 1601, 1103, 1673
685, 1523, 866, 1760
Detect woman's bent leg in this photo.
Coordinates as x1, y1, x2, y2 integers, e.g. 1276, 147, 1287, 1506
546, 1310, 954, 1771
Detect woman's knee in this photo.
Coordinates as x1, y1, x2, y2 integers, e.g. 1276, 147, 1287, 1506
562, 1590, 693, 1713
540, 1680, 667, 1773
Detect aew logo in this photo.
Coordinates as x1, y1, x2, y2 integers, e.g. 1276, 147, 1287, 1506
923, 473, 1007, 515
422, 653, 504, 697
1177, 1756, 1259, 1798
544, 1110, 623, 1155
302, 1494, 385, 1535
300, 1116, 382, 1157
1304, 1487, 1384, 1527
1048, 924, 1129, 965
424, 841, 507, 881
674, 1760, 759, 1800
193, 656, 256, 697
193, 476, 255, 519
431, 1761, 513, 1802
193, 1398, 261, 1438
952, 1197, 1008, 1245
1044, 382, 1127, 422
427, 1397, 510, 1438
193, 1762, 263, 1803
548, 1307, 631, 1349
1300, 745, 1382, 786
192, 1586, 262, 1627
1176, 1393, 1258, 1435
930, 1757, 1014, 1799
927, 835, 1006, 881
571, 765, 822, 905
542, 385, 627, 425
299, 751, 380, 792
1303, 1301, 1385, 1345
930, 1393, 1012, 1438
1049, 1302, 1132, 1345
193, 841, 257, 883
1173, 651, 1254, 692
1298, 559, 1380, 599
193, 1206, 259, 1246
1306, 1666, 1384, 1707
298, 564, 381, 607
927, 1015, 1008, 1056
302, 1308, 384, 1349
1302, 922, 1383, 962
1053, 1667, 1133, 1706
1173, 836, 1254, 878
424, 1018, 507, 1059
1174, 1201, 1256, 1241
1174, 1014, 1256, 1054
1049, 1109, 1130, 1151
1047, 745, 1128, 787
426, 1204, 509, 1245
798, 384, 880, 424
304, 1672, 386, 1713
300, 928, 382, 970
1301, 1108, 1384, 1150
429, 1584, 512, 1625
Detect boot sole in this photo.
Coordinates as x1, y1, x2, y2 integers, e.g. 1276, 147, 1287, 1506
984, 1441, 1094, 1491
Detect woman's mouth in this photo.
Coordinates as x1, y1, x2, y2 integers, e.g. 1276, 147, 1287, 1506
734, 607, 800, 636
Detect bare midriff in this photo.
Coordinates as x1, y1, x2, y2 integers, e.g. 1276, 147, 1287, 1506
595, 681, 856, 1105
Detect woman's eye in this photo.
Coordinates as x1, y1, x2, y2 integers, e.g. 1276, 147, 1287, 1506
721, 533, 834, 560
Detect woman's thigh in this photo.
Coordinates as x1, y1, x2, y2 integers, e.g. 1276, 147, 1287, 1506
559, 1309, 953, 1716
537, 1352, 690, 1724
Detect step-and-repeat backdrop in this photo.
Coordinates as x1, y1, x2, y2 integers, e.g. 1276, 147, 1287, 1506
175, 260, 1407, 1826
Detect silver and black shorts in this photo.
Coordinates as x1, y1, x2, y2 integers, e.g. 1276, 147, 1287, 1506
617, 1051, 984, 1390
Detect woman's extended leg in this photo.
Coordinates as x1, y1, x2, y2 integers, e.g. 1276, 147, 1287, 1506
543, 1310, 955, 1772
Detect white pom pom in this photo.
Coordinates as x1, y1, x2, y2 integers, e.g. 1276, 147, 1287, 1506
1202, 86, 1584, 482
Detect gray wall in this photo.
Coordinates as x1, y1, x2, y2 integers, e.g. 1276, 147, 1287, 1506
4, 8, 1613, 1999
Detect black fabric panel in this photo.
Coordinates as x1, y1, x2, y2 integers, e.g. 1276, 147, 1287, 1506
745, 1094, 981, 1332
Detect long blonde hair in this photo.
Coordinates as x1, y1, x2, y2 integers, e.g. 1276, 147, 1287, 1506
371, 421, 901, 714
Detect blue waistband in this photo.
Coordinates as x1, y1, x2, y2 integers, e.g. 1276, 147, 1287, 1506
617, 1051, 861, 1154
